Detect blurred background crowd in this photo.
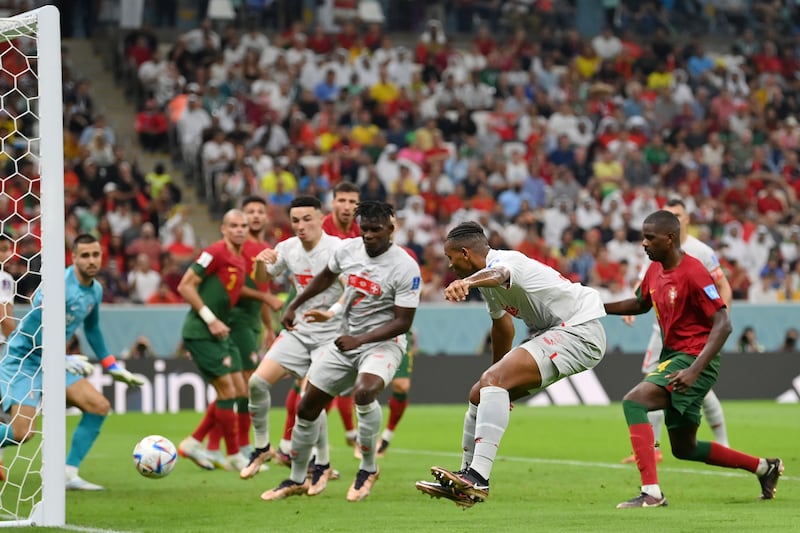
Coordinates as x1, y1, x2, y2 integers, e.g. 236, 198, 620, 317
4, 0, 800, 309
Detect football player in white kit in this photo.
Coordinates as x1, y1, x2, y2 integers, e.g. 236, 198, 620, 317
241, 196, 344, 498
260, 201, 421, 502
620, 199, 733, 464
416, 221, 607, 508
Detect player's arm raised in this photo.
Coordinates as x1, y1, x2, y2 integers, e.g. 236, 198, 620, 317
177, 268, 230, 339
254, 248, 278, 284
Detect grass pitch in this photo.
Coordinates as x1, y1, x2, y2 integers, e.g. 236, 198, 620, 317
6, 401, 798, 532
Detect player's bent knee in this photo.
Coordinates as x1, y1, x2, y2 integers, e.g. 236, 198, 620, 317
84, 395, 111, 416
352, 387, 380, 405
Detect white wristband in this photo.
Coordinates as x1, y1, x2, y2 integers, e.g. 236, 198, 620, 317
328, 302, 343, 316
198, 305, 217, 325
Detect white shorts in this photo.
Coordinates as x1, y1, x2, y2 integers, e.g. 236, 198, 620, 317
265, 330, 335, 379
306, 336, 406, 397
641, 321, 662, 374
519, 319, 607, 391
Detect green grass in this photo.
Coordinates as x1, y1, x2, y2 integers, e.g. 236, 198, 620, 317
4, 401, 798, 532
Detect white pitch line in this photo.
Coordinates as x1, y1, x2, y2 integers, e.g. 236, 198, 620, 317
62, 525, 137, 533
389, 448, 798, 482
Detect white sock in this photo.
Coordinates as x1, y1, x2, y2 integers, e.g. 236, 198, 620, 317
279, 438, 291, 454
381, 428, 394, 442
314, 409, 330, 465
756, 458, 768, 476
461, 403, 478, 470
648, 409, 665, 446
248, 374, 272, 449
469, 387, 510, 481
642, 484, 662, 499
702, 390, 729, 447
356, 401, 382, 472
290, 416, 320, 484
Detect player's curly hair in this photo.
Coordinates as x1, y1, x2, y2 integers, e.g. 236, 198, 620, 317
446, 221, 489, 251
355, 200, 394, 222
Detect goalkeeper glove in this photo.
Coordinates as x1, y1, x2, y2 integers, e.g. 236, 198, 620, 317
107, 363, 145, 387
65, 354, 94, 377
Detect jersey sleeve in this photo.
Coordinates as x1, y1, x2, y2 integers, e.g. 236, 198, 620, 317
190, 245, 220, 279
83, 289, 111, 360
705, 252, 724, 281
637, 266, 653, 307
393, 259, 421, 308
266, 241, 288, 278
327, 241, 346, 275
689, 265, 726, 318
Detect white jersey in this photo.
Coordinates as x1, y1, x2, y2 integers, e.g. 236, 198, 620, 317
0, 270, 12, 344
329, 240, 421, 340
637, 235, 723, 281
268, 233, 343, 339
479, 249, 606, 334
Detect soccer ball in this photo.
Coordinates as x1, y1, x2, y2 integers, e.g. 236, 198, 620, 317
132, 435, 177, 478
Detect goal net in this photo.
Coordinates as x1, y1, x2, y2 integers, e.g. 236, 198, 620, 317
0, 5, 65, 528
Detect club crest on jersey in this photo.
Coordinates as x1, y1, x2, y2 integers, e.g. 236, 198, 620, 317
668, 286, 677, 304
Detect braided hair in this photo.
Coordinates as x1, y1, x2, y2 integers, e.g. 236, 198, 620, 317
445, 221, 489, 252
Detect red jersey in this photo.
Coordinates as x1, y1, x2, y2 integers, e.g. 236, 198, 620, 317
242, 239, 272, 292
231, 239, 271, 328
183, 240, 246, 340
322, 213, 360, 238
639, 254, 725, 356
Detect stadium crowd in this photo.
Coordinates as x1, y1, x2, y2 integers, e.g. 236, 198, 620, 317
8, 0, 800, 308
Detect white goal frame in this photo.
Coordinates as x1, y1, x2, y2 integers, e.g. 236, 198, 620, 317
0, 5, 65, 528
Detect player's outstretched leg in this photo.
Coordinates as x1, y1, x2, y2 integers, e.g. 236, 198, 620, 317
415, 480, 476, 509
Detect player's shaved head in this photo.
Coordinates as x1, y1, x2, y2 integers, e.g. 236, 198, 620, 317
222, 208, 246, 223
446, 221, 490, 253
644, 210, 681, 240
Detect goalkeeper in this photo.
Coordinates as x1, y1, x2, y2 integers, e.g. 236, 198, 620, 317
0, 234, 143, 490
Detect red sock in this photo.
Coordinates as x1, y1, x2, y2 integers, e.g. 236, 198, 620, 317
629, 423, 659, 486
282, 388, 301, 441
207, 426, 221, 452
387, 396, 409, 431
337, 395, 355, 432
237, 411, 251, 448
191, 401, 216, 442
707, 442, 760, 472
215, 406, 240, 456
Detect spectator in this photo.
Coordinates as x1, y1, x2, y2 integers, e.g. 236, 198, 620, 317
125, 222, 163, 271
146, 281, 183, 304
135, 99, 169, 153
127, 253, 161, 304
737, 326, 765, 353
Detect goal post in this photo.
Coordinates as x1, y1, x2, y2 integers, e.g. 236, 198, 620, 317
0, 5, 64, 528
